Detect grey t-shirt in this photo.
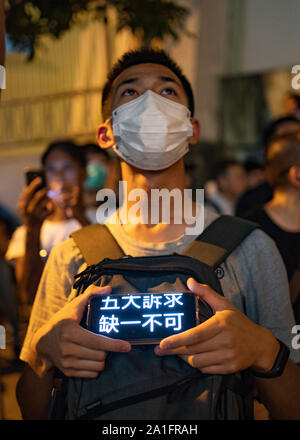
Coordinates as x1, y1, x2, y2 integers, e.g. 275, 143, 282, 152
20, 210, 300, 364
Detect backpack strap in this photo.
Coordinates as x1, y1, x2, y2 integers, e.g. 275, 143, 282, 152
184, 215, 258, 269
71, 216, 258, 269
70, 224, 124, 266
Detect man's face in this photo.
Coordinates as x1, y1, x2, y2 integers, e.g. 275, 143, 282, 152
44, 149, 85, 191
109, 63, 190, 116
98, 62, 200, 169
219, 165, 248, 199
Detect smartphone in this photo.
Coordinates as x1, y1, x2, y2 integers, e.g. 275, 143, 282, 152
82, 292, 199, 345
25, 168, 46, 188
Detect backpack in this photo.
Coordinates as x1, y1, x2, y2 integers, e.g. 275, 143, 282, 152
49, 215, 258, 420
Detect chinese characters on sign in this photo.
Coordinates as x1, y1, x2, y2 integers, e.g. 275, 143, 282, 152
99, 294, 185, 334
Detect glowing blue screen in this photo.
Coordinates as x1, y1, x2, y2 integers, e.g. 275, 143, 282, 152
86, 292, 197, 342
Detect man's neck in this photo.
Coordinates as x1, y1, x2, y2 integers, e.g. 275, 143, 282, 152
265, 187, 300, 232
118, 159, 197, 242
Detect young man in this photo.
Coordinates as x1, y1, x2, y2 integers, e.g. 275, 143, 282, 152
205, 159, 248, 215
245, 132, 300, 323
6, 141, 89, 305
16, 49, 300, 420
236, 116, 300, 218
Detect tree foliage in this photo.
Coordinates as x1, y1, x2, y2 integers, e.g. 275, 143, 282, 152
106, 0, 190, 47
5, 0, 190, 59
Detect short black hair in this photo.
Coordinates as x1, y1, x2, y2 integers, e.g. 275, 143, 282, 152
41, 141, 87, 168
265, 131, 300, 187
243, 159, 263, 173
263, 116, 300, 148
101, 48, 194, 120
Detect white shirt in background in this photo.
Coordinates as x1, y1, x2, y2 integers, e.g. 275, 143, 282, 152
5, 218, 82, 262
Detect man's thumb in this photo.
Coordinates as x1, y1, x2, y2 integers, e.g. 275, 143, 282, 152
74, 285, 112, 318
187, 278, 233, 313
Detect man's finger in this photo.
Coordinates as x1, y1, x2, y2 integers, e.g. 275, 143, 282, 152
158, 314, 221, 351
62, 358, 105, 373
71, 285, 112, 318
155, 332, 220, 356
18, 177, 43, 209
62, 342, 107, 362
179, 352, 227, 372
65, 324, 131, 353
187, 278, 235, 313
64, 369, 100, 379
26, 188, 49, 215
25, 177, 45, 199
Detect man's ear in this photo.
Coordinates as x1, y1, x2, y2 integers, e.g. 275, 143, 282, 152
189, 119, 200, 145
97, 121, 115, 150
288, 165, 300, 187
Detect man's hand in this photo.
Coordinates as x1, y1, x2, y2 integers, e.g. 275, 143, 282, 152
155, 278, 280, 375
18, 177, 53, 228
30, 285, 131, 378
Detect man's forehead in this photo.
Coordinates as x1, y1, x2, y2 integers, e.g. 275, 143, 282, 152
112, 63, 183, 90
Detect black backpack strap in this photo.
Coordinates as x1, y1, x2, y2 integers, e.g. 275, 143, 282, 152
71, 216, 257, 269
184, 215, 258, 269
70, 224, 124, 266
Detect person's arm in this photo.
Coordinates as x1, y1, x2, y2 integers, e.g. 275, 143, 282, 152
16, 365, 54, 420
16, 178, 53, 304
15, 227, 44, 305
255, 361, 300, 420
17, 285, 131, 419
155, 279, 300, 419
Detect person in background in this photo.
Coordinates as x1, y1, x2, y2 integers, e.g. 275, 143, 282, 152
205, 158, 248, 215
243, 159, 265, 190
0, 212, 20, 360
5, 141, 89, 305
282, 92, 300, 119
244, 132, 300, 324
83, 144, 120, 224
236, 115, 300, 217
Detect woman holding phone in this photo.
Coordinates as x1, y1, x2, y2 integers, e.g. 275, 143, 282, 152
6, 141, 90, 305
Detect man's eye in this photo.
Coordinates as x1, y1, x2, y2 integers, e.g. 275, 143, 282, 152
45, 166, 54, 173
122, 89, 137, 97
63, 164, 73, 171
161, 88, 176, 96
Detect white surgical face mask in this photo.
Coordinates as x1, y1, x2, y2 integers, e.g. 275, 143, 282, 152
111, 90, 193, 171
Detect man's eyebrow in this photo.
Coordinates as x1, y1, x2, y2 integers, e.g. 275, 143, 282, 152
158, 76, 181, 86
115, 77, 139, 92
115, 75, 181, 92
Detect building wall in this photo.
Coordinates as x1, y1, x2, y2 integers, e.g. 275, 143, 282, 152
242, 0, 300, 74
